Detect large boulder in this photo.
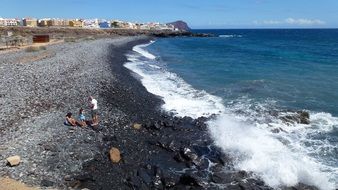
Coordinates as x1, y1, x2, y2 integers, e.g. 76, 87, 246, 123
109, 147, 121, 163
6, 155, 21, 166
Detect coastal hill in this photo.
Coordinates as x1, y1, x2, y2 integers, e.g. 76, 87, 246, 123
167, 20, 191, 31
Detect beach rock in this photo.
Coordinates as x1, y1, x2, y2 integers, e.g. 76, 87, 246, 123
6, 155, 21, 166
173, 152, 185, 163
178, 174, 206, 187
64, 175, 72, 181
181, 148, 198, 162
103, 135, 117, 142
153, 121, 162, 130
152, 175, 163, 189
279, 111, 310, 125
195, 158, 210, 170
41, 179, 54, 187
138, 168, 152, 185
126, 176, 142, 189
133, 123, 142, 130
109, 147, 121, 163
298, 111, 310, 124
155, 140, 178, 152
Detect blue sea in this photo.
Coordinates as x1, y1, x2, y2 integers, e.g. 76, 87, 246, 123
124, 29, 338, 190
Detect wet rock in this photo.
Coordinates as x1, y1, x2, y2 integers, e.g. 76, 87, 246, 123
138, 168, 152, 185
64, 175, 72, 181
173, 152, 185, 163
271, 127, 287, 133
103, 135, 117, 142
211, 173, 226, 184
43, 144, 57, 152
164, 120, 174, 128
126, 176, 142, 189
162, 173, 179, 188
155, 140, 178, 152
279, 111, 310, 125
207, 146, 230, 166
283, 183, 319, 190
298, 111, 310, 124
227, 184, 245, 190
41, 179, 54, 187
6, 155, 21, 166
153, 121, 162, 130
152, 175, 163, 189
181, 147, 198, 162
195, 158, 210, 170
69, 180, 81, 189
109, 147, 121, 163
75, 173, 94, 182
178, 174, 206, 187
168, 141, 180, 152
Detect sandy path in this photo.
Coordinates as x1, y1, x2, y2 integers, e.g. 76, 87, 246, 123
0, 177, 40, 190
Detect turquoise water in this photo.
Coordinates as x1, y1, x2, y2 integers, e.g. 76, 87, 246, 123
125, 29, 338, 189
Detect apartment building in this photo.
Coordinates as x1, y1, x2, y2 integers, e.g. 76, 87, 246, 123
23, 18, 38, 27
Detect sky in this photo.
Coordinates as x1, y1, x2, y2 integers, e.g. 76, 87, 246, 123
1, 0, 338, 29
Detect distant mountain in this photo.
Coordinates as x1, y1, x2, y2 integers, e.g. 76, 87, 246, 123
167, 20, 191, 31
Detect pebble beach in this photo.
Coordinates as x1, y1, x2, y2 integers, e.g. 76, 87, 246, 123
0, 36, 319, 190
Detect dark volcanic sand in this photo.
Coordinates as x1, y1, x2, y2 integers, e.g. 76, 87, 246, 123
0, 37, 318, 190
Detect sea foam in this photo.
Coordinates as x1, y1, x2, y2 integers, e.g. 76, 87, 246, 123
132, 42, 156, 60
126, 42, 225, 118
124, 42, 337, 190
208, 114, 336, 190
219, 34, 242, 38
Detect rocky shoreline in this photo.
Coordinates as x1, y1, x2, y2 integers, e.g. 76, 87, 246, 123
0, 27, 212, 40
0, 36, 318, 190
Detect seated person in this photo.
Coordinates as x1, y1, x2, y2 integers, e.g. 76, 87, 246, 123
65, 112, 77, 126
78, 108, 87, 127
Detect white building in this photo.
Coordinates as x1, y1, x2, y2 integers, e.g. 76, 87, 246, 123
0, 18, 18, 26
82, 19, 99, 28
0, 18, 4, 26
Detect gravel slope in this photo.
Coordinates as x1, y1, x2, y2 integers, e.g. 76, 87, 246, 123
0, 37, 148, 188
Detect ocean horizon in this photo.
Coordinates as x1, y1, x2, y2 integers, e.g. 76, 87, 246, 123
125, 29, 338, 190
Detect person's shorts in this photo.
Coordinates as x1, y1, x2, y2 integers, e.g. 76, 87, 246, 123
91, 109, 98, 117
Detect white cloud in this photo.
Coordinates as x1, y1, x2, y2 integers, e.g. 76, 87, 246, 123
254, 18, 326, 26
263, 20, 281, 25
284, 18, 325, 25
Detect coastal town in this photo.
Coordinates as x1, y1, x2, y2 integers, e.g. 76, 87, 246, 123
0, 17, 178, 30
0, 17, 192, 51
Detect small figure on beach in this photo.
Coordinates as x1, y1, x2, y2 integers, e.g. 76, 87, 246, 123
89, 96, 99, 126
65, 112, 77, 126
78, 108, 87, 127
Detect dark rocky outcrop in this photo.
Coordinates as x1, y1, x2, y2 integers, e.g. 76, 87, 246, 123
279, 110, 310, 124
167, 20, 191, 31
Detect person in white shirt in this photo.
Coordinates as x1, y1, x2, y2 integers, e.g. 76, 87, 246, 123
88, 96, 98, 125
